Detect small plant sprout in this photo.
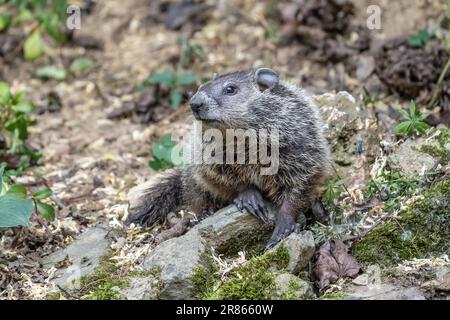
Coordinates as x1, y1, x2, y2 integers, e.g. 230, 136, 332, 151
149, 135, 182, 171
137, 70, 197, 109
0, 163, 55, 227
323, 177, 346, 206
0, 81, 41, 173
395, 100, 430, 137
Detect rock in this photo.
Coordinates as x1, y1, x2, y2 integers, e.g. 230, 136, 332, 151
345, 284, 426, 300
272, 273, 314, 300
195, 204, 275, 255
271, 231, 315, 274
352, 180, 450, 267
141, 229, 205, 300
352, 274, 369, 286
423, 266, 450, 293
314, 91, 379, 194
352, 265, 381, 286
42, 226, 110, 290
388, 129, 450, 178
356, 55, 375, 81
120, 276, 160, 300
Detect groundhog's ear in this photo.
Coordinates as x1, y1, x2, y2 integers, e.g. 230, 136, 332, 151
255, 68, 279, 91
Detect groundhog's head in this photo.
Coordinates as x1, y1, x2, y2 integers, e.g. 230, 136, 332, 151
189, 68, 279, 127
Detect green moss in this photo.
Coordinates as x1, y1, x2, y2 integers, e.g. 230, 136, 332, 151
79, 253, 130, 300
353, 180, 450, 267
191, 246, 290, 300
319, 291, 346, 300
419, 128, 450, 165
280, 279, 306, 300
191, 251, 220, 299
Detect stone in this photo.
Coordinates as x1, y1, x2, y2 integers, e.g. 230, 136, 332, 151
120, 276, 160, 300
271, 231, 315, 274
388, 140, 437, 177
356, 55, 376, 81
141, 229, 206, 300
195, 204, 275, 255
314, 91, 379, 192
42, 226, 110, 290
345, 284, 426, 300
271, 273, 314, 300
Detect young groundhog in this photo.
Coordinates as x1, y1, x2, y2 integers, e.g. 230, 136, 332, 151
127, 68, 330, 248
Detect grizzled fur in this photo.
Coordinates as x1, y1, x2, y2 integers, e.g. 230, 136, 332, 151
127, 68, 330, 246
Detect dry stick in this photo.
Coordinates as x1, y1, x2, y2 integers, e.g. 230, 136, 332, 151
427, 56, 450, 109
328, 160, 354, 202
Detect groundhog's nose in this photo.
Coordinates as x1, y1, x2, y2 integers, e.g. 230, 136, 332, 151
190, 101, 203, 113
190, 95, 204, 114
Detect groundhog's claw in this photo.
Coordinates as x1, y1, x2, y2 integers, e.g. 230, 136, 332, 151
234, 188, 268, 223
265, 222, 300, 250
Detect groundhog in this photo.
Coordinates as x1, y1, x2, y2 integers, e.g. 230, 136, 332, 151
127, 68, 330, 248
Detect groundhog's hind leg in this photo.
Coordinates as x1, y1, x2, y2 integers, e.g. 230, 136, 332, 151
265, 200, 301, 250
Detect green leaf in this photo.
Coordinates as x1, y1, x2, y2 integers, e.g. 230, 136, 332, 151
414, 122, 431, 135
160, 135, 177, 147
409, 100, 417, 118
0, 195, 33, 227
24, 31, 45, 61
12, 102, 35, 113
35, 66, 67, 80
148, 71, 176, 87
0, 14, 12, 31
395, 121, 411, 134
42, 13, 66, 43
13, 91, 27, 104
36, 201, 55, 221
69, 58, 97, 75
33, 188, 52, 200
0, 81, 11, 106
6, 184, 27, 198
176, 73, 196, 86
398, 109, 411, 121
170, 90, 183, 109
407, 35, 422, 48
149, 159, 173, 171
152, 143, 170, 161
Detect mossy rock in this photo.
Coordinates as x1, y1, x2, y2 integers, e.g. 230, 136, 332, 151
191, 246, 292, 300
352, 180, 450, 267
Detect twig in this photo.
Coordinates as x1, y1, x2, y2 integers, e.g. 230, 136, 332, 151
56, 284, 76, 299
427, 56, 450, 109
328, 160, 354, 202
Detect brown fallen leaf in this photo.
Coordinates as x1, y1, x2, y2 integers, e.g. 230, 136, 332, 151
312, 239, 361, 291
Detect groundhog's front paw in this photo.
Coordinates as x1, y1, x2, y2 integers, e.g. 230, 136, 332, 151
233, 188, 268, 223
265, 221, 301, 250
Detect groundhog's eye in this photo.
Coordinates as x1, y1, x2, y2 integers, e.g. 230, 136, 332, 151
223, 85, 238, 95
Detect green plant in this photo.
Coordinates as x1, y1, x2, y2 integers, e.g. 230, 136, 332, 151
0, 0, 68, 60
395, 100, 430, 137
407, 29, 433, 48
366, 169, 421, 211
34, 58, 98, 81
322, 177, 346, 206
0, 81, 41, 172
148, 135, 183, 170
179, 37, 204, 69
0, 163, 55, 227
137, 70, 197, 109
